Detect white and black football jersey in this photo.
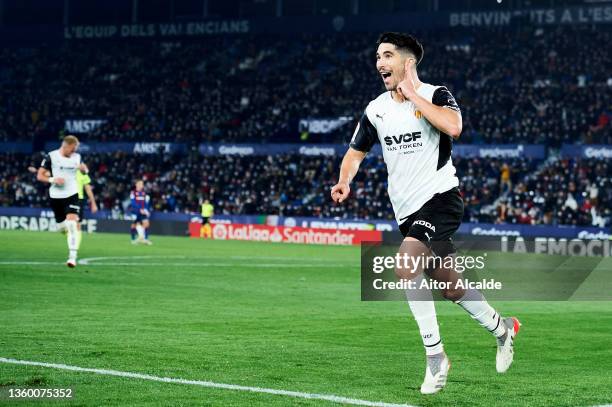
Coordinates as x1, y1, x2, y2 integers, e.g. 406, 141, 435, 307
41, 149, 81, 199
350, 83, 460, 224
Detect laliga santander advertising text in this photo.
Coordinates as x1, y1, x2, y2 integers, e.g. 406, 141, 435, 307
189, 222, 382, 245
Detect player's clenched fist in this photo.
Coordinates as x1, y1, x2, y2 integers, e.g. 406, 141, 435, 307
330, 182, 350, 203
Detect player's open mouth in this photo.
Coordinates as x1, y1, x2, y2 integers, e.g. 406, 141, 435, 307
381, 72, 392, 79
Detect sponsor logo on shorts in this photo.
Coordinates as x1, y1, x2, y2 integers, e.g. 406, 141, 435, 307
413, 220, 436, 232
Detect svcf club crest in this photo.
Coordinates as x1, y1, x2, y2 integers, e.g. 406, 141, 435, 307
415, 110, 423, 119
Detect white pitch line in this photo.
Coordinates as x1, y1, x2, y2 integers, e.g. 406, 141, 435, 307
0, 357, 414, 407
0, 261, 343, 268
79, 255, 187, 264
80, 262, 342, 268
78, 255, 349, 268
0, 261, 58, 265
79, 255, 342, 264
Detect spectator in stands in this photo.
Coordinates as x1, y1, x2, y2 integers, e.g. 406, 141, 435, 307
1, 26, 610, 146
1, 152, 609, 228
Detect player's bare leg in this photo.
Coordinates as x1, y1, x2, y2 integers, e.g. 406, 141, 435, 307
396, 237, 449, 394
64, 213, 80, 268
426, 254, 521, 373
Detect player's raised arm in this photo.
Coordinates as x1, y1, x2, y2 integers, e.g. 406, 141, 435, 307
397, 59, 463, 139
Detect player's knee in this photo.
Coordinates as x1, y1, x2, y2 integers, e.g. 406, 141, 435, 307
441, 286, 465, 302
394, 237, 428, 280
394, 257, 421, 280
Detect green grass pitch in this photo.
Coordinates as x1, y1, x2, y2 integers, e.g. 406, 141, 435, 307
1, 230, 611, 406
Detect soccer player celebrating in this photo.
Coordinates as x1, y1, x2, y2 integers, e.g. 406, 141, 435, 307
331, 32, 520, 394
37, 135, 87, 267
130, 180, 152, 245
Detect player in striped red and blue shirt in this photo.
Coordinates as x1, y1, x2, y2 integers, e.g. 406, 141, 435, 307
130, 180, 152, 245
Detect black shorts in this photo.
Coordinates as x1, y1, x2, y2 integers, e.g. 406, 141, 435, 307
399, 187, 464, 258
50, 194, 81, 223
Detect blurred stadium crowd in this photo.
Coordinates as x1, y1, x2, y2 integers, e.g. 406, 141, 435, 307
1, 26, 610, 145
1, 152, 610, 227
1, 23, 611, 227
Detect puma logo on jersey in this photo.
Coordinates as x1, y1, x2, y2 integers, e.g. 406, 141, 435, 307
415, 110, 423, 119
375, 113, 386, 121
384, 131, 422, 146
414, 220, 436, 232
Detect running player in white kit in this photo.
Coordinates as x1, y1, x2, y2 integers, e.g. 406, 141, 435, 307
37, 135, 88, 268
331, 32, 520, 394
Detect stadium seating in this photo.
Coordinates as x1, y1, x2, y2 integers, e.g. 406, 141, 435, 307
2, 152, 609, 227
1, 23, 610, 228
1, 26, 610, 145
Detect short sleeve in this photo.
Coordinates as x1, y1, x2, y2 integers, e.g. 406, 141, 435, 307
432, 87, 460, 112
349, 113, 378, 153
40, 154, 52, 170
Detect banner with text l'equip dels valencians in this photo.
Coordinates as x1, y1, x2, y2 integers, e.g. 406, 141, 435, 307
189, 222, 381, 245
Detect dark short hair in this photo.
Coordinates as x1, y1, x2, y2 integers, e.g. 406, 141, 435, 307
377, 32, 424, 64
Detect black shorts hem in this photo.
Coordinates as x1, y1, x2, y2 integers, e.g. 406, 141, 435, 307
398, 187, 463, 257
50, 194, 81, 223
